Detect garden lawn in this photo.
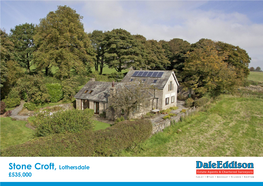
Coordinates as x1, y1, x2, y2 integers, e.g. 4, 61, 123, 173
248, 71, 263, 82
123, 95, 263, 156
93, 120, 111, 131
0, 117, 35, 150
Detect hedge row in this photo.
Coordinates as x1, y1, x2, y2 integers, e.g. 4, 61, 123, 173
0, 120, 152, 157
35, 109, 94, 137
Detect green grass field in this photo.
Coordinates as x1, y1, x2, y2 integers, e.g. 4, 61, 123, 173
93, 120, 111, 131
0, 117, 35, 150
91, 65, 130, 74
248, 71, 263, 82
122, 95, 263, 157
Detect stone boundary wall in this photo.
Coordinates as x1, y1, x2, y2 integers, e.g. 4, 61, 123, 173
151, 106, 199, 134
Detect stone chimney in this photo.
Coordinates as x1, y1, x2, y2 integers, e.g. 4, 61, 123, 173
110, 81, 116, 96
90, 78, 95, 81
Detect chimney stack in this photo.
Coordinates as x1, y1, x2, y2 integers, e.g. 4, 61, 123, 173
91, 78, 95, 81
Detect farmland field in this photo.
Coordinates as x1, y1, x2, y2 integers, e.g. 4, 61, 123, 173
122, 95, 263, 157
248, 71, 263, 82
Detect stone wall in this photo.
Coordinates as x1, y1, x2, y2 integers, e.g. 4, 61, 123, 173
151, 106, 199, 134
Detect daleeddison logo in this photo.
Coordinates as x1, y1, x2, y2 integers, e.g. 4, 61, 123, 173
196, 161, 254, 175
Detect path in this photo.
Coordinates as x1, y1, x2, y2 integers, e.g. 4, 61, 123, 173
10, 101, 30, 121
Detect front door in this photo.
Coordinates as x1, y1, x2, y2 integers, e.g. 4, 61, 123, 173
94, 102, 99, 114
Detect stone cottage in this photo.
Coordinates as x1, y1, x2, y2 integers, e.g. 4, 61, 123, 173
74, 70, 179, 119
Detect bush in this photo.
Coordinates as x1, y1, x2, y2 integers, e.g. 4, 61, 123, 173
115, 116, 125, 123
93, 120, 152, 156
35, 109, 94, 137
160, 108, 171, 114
0, 101, 6, 114
170, 106, 178, 110
24, 102, 37, 111
46, 83, 63, 103
194, 97, 210, 107
1, 119, 152, 157
162, 115, 171, 120
185, 98, 194, 107
181, 109, 187, 113
4, 89, 21, 108
162, 113, 176, 120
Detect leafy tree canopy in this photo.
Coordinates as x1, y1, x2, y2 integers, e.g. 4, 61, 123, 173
104, 29, 144, 72
10, 23, 36, 73
33, 5, 94, 79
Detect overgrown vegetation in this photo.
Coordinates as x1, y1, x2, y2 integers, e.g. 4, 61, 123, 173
34, 109, 94, 137
1, 120, 152, 156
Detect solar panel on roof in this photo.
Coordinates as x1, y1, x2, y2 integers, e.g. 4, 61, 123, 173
132, 71, 139, 77
142, 72, 148, 76
156, 72, 164, 78
152, 72, 158, 77
146, 72, 153, 77
138, 71, 144, 76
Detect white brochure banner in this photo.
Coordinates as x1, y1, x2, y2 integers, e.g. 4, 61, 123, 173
0, 157, 262, 182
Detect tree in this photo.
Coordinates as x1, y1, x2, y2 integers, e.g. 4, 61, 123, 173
33, 5, 94, 79
89, 30, 106, 74
10, 23, 36, 73
249, 67, 255, 71
133, 36, 169, 70
216, 41, 250, 80
0, 29, 23, 99
104, 29, 144, 72
144, 40, 170, 70
108, 82, 151, 119
160, 38, 191, 82
255, 66, 261, 72
183, 40, 239, 97
0, 29, 13, 89
16, 75, 50, 104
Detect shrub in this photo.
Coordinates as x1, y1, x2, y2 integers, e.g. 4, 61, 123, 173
168, 113, 176, 117
181, 109, 187, 113
0, 101, 6, 114
162, 115, 170, 120
4, 89, 21, 108
185, 98, 194, 107
160, 108, 171, 114
115, 116, 125, 124
93, 120, 152, 156
24, 102, 37, 111
170, 106, 178, 110
46, 83, 63, 103
35, 109, 94, 137
194, 97, 210, 107
1, 119, 152, 157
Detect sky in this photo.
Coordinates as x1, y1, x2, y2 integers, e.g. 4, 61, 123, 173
1, 0, 263, 69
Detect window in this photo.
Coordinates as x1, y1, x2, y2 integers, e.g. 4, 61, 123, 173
153, 79, 157, 83
130, 79, 133, 81
171, 96, 175, 103
165, 97, 169, 105
84, 90, 88, 93
89, 90, 93, 94
168, 81, 173, 91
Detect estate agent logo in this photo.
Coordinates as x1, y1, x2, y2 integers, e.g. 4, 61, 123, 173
196, 161, 254, 175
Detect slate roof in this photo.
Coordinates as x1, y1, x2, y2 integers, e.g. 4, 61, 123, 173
74, 81, 113, 102
121, 70, 179, 90
74, 81, 153, 102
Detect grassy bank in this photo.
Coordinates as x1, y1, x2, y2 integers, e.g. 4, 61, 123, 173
122, 95, 263, 156
248, 71, 263, 82
0, 117, 35, 150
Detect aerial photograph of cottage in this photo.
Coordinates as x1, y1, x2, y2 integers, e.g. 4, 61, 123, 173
1, 1, 263, 158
